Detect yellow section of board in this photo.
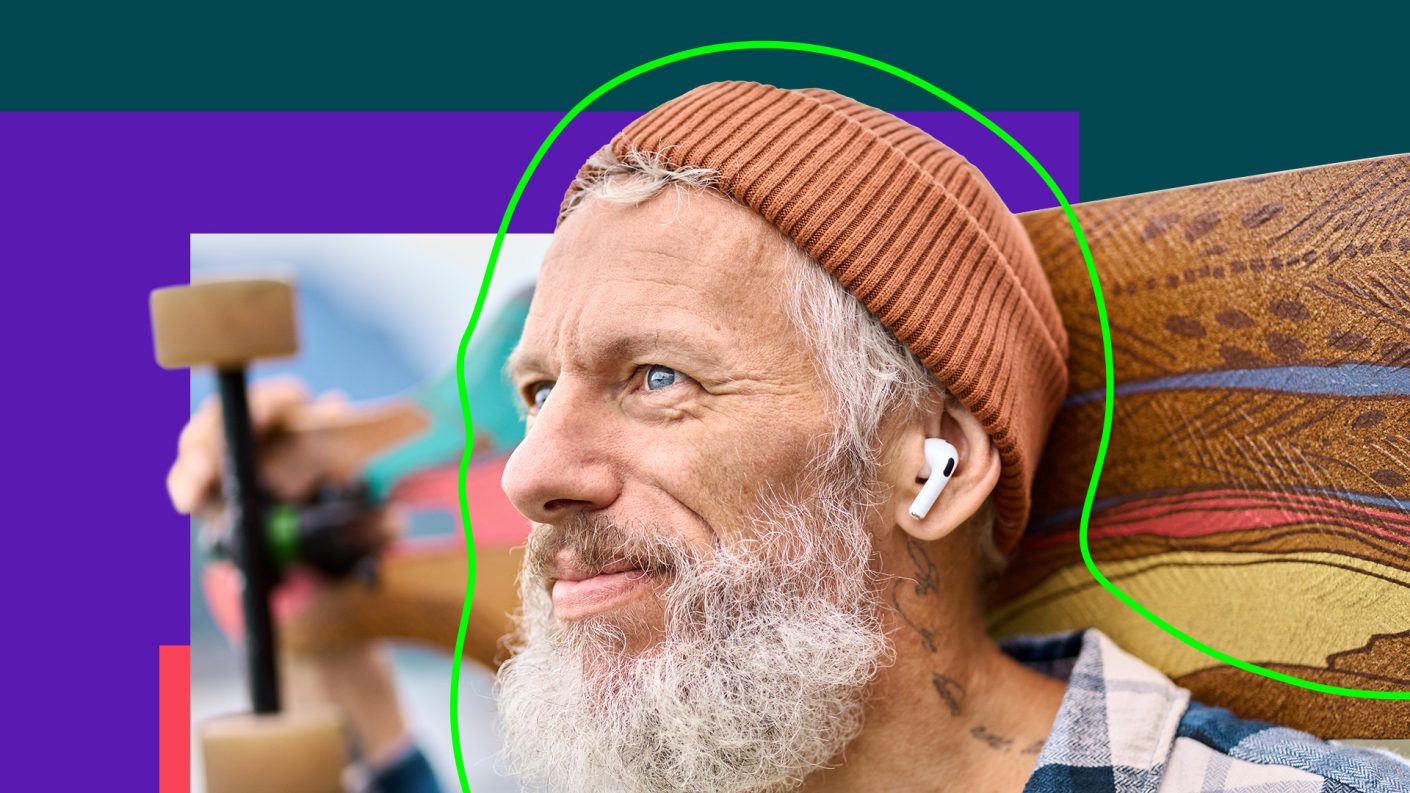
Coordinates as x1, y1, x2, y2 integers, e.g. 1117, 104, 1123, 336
989, 551, 1410, 678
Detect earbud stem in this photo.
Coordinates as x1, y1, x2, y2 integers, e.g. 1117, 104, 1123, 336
908, 438, 958, 521
909, 476, 946, 520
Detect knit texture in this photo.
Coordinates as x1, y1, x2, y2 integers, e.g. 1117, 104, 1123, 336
559, 81, 1069, 552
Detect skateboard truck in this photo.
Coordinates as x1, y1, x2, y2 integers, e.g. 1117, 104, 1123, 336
152, 279, 346, 792
196, 479, 400, 596
153, 278, 295, 713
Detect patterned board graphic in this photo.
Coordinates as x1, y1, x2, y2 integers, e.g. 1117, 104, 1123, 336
1002, 156, 1410, 739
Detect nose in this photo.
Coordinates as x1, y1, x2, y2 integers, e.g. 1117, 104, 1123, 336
500, 383, 620, 524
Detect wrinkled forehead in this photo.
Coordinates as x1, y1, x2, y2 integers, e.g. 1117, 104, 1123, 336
519, 189, 807, 366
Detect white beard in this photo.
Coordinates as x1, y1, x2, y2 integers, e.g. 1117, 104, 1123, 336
495, 460, 893, 793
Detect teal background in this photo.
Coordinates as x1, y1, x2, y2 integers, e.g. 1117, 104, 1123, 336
3, 11, 1403, 789
2, 8, 1405, 198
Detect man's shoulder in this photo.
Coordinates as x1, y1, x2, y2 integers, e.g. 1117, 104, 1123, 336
1007, 629, 1410, 793
1161, 700, 1410, 793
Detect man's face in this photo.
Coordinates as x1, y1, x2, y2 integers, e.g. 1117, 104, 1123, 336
502, 187, 840, 637
496, 187, 893, 793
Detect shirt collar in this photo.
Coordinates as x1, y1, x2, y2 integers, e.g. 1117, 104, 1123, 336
1002, 629, 1191, 789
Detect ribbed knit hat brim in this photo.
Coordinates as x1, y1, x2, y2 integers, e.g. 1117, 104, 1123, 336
560, 81, 1069, 553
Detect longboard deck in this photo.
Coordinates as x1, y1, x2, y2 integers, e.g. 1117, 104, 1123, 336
1006, 155, 1410, 738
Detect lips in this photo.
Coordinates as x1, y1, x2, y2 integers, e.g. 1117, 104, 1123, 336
553, 558, 644, 582
550, 557, 657, 620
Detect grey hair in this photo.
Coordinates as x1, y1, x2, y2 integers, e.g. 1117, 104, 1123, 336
560, 146, 719, 221
560, 145, 1006, 583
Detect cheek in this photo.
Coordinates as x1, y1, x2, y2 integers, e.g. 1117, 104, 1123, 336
631, 417, 824, 544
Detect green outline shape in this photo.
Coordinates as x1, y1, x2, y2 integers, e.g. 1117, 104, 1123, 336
449, 38, 1409, 793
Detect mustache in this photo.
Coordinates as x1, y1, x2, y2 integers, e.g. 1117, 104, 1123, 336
525, 513, 698, 583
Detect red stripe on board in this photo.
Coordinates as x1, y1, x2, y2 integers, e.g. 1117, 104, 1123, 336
1025, 492, 1408, 553
159, 645, 190, 793
1101, 490, 1410, 534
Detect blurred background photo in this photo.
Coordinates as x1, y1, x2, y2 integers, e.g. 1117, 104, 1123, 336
187, 233, 545, 792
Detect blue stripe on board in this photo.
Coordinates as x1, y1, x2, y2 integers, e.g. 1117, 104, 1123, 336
1064, 363, 1410, 407
1027, 486, 1409, 534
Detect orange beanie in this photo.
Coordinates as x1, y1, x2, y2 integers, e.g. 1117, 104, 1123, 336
559, 81, 1069, 552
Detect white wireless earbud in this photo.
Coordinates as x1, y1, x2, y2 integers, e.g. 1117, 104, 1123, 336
909, 438, 959, 520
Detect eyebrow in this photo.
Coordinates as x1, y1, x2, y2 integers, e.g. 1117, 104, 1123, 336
504, 347, 545, 383
505, 329, 727, 383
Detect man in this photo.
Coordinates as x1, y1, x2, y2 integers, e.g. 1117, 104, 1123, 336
171, 82, 1409, 792
490, 81, 1409, 792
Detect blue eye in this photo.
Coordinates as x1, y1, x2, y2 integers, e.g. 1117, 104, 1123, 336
645, 365, 679, 391
530, 383, 553, 410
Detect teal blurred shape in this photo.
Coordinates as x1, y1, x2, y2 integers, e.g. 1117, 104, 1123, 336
366, 286, 533, 497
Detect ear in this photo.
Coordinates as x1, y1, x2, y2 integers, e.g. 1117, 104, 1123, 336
882, 391, 1002, 542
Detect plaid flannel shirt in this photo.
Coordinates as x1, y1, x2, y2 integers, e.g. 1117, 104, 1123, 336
1003, 630, 1410, 792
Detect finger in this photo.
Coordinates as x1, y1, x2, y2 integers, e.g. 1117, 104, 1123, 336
169, 395, 225, 513
169, 378, 314, 514
261, 451, 328, 502
168, 453, 217, 514
181, 377, 312, 444
285, 390, 355, 430
258, 389, 362, 500
248, 376, 313, 432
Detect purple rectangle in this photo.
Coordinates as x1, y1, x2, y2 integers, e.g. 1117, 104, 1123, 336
0, 110, 1076, 788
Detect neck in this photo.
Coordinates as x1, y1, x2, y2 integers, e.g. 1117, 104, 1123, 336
800, 537, 1067, 793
